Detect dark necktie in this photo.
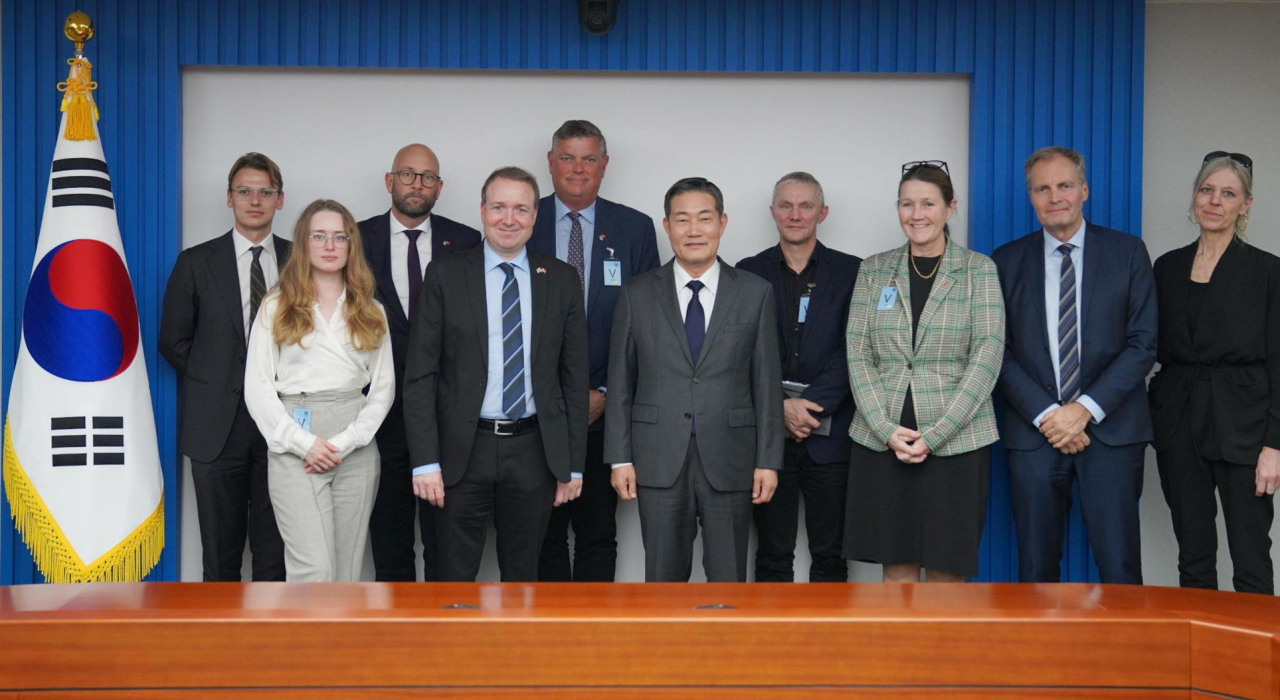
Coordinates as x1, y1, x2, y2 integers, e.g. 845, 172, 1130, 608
686, 280, 706, 434
567, 211, 585, 290
499, 263, 526, 419
405, 229, 423, 319
248, 245, 266, 331
1057, 243, 1081, 402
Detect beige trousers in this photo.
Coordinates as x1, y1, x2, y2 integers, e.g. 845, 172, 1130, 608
269, 390, 379, 582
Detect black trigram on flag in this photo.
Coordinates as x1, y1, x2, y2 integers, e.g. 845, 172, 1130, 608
49, 416, 124, 466
50, 157, 113, 210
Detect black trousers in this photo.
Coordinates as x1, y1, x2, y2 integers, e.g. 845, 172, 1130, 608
753, 440, 849, 582
368, 409, 438, 581
189, 400, 286, 582
435, 425, 558, 582
538, 430, 617, 581
1008, 439, 1144, 585
1157, 428, 1275, 595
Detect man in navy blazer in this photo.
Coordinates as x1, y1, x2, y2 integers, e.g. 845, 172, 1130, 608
992, 147, 1156, 585
359, 143, 481, 582
531, 120, 661, 582
736, 172, 860, 582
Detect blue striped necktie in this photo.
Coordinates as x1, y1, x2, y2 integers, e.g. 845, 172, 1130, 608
499, 263, 526, 419
1057, 243, 1081, 403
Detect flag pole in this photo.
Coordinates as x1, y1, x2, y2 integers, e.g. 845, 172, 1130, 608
59, 11, 98, 142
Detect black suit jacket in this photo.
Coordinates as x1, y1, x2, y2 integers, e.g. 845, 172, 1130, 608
159, 231, 291, 462
992, 224, 1157, 450
1149, 239, 1280, 464
402, 246, 589, 485
736, 242, 861, 465
528, 195, 661, 400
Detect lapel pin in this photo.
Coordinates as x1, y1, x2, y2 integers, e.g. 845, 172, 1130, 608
599, 234, 606, 241
442, 240, 450, 246
536, 267, 547, 274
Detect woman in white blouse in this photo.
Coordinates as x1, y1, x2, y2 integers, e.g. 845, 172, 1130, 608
245, 199, 393, 582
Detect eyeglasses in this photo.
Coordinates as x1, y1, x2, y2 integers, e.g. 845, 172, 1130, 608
1203, 151, 1253, 172
308, 233, 351, 246
393, 170, 442, 186
902, 160, 950, 175
230, 187, 280, 200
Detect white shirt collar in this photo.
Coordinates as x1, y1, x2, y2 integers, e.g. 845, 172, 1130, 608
673, 258, 721, 296
1043, 219, 1087, 256
233, 227, 276, 260
389, 210, 432, 237
554, 196, 597, 225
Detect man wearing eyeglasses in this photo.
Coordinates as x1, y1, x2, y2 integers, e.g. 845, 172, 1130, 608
160, 152, 290, 582
531, 120, 660, 583
358, 143, 481, 582
992, 146, 1157, 585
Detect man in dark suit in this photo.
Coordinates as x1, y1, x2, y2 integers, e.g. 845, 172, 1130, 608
359, 143, 481, 582
532, 120, 661, 582
606, 177, 783, 582
159, 152, 290, 581
403, 167, 588, 582
992, 146, 1157, 585
736, 172, 860, 582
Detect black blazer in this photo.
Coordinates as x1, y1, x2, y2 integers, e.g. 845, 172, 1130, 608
992, 224, 1157, 450
528, 195, 661, 396
1150, 239, 1280, 464
159, 231, 291, 463
401, 246, 589, 485
735, 242, 861, 465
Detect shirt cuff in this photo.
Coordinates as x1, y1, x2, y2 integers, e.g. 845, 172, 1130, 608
1033, 403, 1061, 429
597, 386, 607, 395
611, 462, 632, 470
570, 472, 583, 480
1076, 394, 1106, 424
412, 463, 442, 476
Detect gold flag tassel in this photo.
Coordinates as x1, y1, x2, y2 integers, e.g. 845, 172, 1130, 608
57, 56, 99, 142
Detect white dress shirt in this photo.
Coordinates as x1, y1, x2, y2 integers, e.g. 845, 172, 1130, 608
232, 228, 280, 335
673, 259, 720, 329
1034, 220, 1105, 427
389, 212, 433, 315
244, 290, 394, 460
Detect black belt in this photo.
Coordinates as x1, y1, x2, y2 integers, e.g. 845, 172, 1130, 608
476, 415, 539, 436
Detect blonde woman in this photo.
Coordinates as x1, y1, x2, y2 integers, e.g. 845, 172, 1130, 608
245, 199, 393, 582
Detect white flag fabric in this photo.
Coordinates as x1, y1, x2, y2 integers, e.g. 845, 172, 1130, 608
2, 99, 164, 582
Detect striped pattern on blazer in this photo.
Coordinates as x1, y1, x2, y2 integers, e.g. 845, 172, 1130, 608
845, 240, 1005, 456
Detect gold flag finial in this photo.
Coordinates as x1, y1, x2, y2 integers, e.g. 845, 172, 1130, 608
59, 11, 98, 141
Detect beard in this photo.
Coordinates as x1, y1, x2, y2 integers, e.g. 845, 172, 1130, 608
392, 188, 436, 219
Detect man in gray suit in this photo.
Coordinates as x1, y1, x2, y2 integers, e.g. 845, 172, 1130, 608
605, 177, 783, 582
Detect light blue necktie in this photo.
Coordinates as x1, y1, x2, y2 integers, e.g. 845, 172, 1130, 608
499, 263, 526, 419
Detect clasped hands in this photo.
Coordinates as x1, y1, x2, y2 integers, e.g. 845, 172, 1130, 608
887, 426, 930, 463
304, 436, 341, 474
1039, 402, 1092, 455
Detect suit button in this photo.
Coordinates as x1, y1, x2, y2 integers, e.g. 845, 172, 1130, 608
907, 361, 913, 370
692, 378, 700, 384
480, 379, 486, 387
468, 418, 475, 425
237, 354, 245, 363
684, 413, 692, 419
233, 387, 241, 396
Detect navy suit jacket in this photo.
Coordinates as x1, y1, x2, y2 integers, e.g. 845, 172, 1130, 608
358, 211, 481, 458
529, 195, 660, 426
991, 223, 1157, 451
736, 242, 861, 465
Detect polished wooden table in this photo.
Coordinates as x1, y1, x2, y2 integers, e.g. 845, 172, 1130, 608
1, 582, 1278, 699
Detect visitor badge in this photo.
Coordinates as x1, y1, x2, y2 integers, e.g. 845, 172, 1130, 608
293, 407, 312, 432
877, 286, 898, 311
603, 260, 622, 286
798, 295, 810, 323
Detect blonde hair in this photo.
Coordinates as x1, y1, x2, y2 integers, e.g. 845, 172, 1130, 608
272, 199, 386, 351
1189, 156, 1254, 237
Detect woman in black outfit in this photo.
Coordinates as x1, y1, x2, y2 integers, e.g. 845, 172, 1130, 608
1150, 151, 1280, 595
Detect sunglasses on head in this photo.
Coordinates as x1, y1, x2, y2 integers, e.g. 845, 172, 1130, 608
902, 160, 950, 175
1203, 151, 1252, 172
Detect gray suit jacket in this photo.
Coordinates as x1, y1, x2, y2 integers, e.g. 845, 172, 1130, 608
604, 259, 784, 491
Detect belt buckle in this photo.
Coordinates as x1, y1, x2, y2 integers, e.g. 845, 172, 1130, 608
492, 419, 516, 436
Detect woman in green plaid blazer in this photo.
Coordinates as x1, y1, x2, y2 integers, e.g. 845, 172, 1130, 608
842, 163, 1005, 582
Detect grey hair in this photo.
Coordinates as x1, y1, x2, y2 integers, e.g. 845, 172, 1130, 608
551, 119, 607, 156
772, 171, 825, 208
1024, 146, 1087, 190
1189, 156, 1254, 237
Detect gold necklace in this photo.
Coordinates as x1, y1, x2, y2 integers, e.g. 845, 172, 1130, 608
910, 248, 943, 280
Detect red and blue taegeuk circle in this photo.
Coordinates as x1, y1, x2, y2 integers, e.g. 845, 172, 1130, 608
23, 239, 139, 382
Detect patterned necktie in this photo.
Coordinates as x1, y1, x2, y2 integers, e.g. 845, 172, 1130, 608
499, 263, 526, 419
248, 245, 266, 331
404, 229, 423, 319
567, 211, 585, 290
1057, 243, 1081, 402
